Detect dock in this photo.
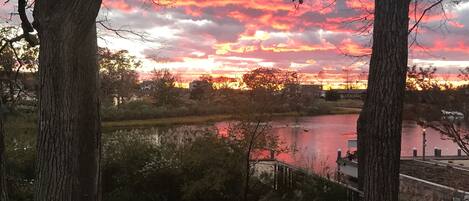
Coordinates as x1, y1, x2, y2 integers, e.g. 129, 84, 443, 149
252, 159, 362, 200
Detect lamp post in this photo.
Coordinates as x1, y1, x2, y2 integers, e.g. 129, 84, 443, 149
422, 128, 426, 160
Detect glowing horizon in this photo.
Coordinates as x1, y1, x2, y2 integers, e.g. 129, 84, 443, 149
139, 71, 468, 90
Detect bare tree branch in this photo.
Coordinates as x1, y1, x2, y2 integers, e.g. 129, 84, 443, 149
429, 121, 469, 156
408, 0, 444, 34
97, 21, 147, 41
96, 7, 156, 42
17, 0, 38, 46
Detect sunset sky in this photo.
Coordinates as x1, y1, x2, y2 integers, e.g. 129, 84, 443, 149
1, 0, 469, 86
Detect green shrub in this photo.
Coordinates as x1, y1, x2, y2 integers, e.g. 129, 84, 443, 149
5, 123, 36, 201
101, 101, 237, 121
102, 129, 247, 201
102, 130, 181, 201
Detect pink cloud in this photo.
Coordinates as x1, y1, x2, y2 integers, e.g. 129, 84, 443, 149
96, 0, 469, 81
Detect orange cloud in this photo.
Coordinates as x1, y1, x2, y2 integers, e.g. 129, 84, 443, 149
260, 42, 335, 53
414, 39, 469, 53
215, 43, 258, 55
214, 31, 336, 55
339, 39, 371, 56
102, 0, 134, 12
172, 0, 295, 12
183, 6, 203, 17
346, 0, 374, 10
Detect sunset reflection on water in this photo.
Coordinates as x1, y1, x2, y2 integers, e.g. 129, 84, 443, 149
215, 114, 462, 173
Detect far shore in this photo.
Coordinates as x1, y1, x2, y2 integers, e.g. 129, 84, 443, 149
8, 106, 362, 132
102, 107, 361, 131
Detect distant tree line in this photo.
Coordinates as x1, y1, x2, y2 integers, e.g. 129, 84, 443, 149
96, 49, 325, 120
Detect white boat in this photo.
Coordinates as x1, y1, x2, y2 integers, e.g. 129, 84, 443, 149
441, 110, 464, 121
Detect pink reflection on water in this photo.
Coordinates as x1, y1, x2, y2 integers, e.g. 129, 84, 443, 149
214, 114, 463, 173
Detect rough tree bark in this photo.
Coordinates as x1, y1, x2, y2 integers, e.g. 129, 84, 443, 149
0, 117, 8, 201
32, 1, 102, 201
357, 1, 410, 201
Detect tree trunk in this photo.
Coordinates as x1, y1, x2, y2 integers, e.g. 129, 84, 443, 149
0, 117, 9, 201
243, 151, 251, 201
358, 1, 410, 201
33, 1, 102, 201
356, 113, 367, 192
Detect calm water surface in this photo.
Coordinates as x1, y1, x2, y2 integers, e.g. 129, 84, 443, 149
214, 114, 461, 172
115, 114, 461, 173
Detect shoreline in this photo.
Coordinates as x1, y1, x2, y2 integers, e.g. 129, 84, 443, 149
102, 107, 361, 130
8, 107, 362, 131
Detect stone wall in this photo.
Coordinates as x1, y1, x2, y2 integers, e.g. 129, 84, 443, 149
399, 174, 469, 201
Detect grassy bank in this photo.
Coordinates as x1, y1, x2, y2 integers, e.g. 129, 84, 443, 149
102, 106, 361, 130
330, 107, 362, 114
102, 114, 233, 129
8, 100, 362, 131
102, 112, 302, 131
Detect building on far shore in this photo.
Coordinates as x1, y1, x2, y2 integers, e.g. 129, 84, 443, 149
299, 84, 323, 98
283, 84, 323, 98
333, 89, 366, 99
